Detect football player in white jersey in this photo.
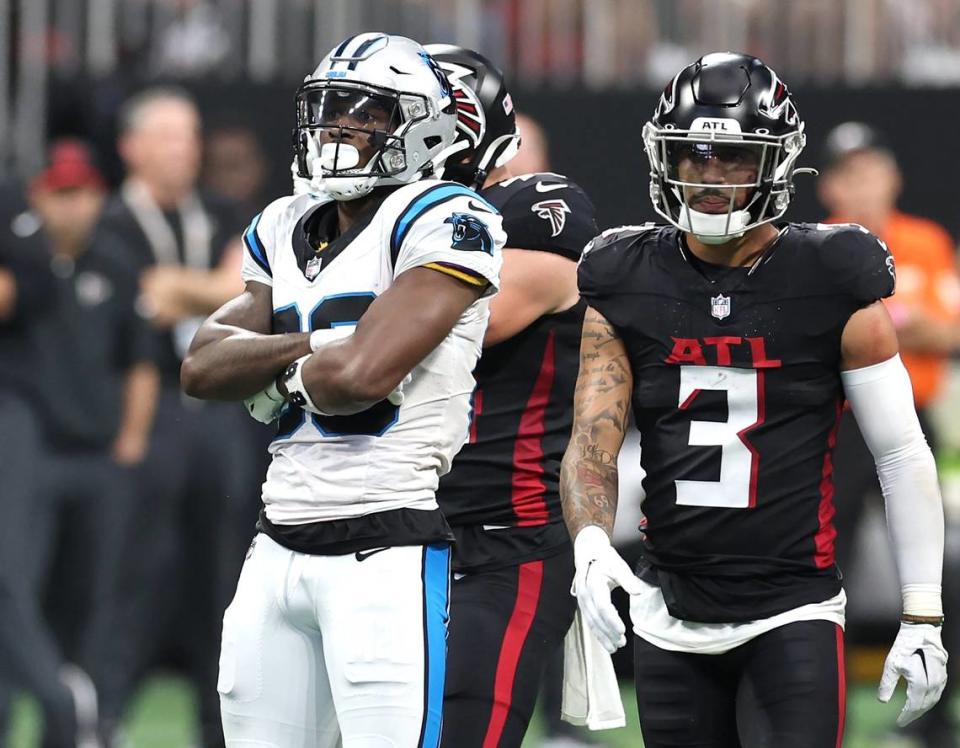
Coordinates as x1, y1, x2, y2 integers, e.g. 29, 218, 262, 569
181, 33, 505, 748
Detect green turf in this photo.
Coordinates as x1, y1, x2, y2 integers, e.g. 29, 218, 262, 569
7, 674, 941, 747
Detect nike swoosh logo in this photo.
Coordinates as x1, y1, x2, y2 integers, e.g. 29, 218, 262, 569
913, 648, 929, 680
482, 524, 511, 531
453, 572, 467, 581
355, 547, 390, 562
468, 199, 493, 213
535, 182, 567, 193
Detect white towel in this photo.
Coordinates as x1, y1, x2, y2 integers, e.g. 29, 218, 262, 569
560, 609, 626, 730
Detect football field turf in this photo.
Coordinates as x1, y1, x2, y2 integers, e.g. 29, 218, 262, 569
6, 674, 937, 747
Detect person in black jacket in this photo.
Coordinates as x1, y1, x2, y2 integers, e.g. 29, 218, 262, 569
0, 178, 99, 747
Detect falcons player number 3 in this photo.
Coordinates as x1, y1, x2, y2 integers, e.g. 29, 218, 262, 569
272, 293, 399, 438
675, 366, 762, 509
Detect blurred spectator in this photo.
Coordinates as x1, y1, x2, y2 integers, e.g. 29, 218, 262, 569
26, 140, 160, 747
202, 124, 268, 216
512, 112, 552, 175
93, 86, 258, 748
0, 179, 101, 746
150, 0, 231, 78
819, 121, 960, 748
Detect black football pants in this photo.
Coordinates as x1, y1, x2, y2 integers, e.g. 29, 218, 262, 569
0, 393, 78, 745
634, 619, 845, 748
441, 545, 576, 748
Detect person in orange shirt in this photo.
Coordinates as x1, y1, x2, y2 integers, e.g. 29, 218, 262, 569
819, 121, 960, 748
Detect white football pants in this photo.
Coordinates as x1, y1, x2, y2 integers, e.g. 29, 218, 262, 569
218, 534, 450, 748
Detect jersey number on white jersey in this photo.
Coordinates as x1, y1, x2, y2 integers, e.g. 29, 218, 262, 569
272, 293, 399, 438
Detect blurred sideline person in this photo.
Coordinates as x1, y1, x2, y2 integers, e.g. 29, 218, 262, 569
819, 121, 960, 748
0, 180, 101, 747
202, 123, 269, 217
93, 86, 255, 747
181, 34, 505, 746
426, 45, 598, 747
28, 141, 159, 746
564, 53, 947, 747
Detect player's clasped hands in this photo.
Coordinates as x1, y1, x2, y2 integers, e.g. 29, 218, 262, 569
878, 622, 948, 726
572, 526, 645, 653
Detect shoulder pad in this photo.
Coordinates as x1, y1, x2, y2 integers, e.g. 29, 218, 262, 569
386, 180, 498, 265
812, 223, 896, 305
582, 223, 660, 258
494, 174, 598, 260
578, 223, 664, 303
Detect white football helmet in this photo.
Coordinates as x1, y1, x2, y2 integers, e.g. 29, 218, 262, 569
294, 33, 459, 201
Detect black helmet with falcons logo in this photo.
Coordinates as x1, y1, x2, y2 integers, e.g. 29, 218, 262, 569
644, 52, 809, 243
424, 44, 520, 191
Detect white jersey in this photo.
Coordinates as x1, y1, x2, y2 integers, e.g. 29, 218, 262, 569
241, 179, 505, 524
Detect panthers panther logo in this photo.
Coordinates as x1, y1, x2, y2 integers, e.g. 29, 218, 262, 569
444, 212, 494, 255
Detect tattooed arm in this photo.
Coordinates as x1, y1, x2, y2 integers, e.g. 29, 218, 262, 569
561, 305, 634, 538
561, 306, 641, 652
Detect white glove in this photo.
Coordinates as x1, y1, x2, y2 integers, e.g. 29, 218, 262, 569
878, 622, 948, 726
572, 526, 644, 654
244, 380, 285, 424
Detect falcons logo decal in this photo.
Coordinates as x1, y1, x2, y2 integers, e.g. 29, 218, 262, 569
531, 199, 571, 237
441, 61, 486, 146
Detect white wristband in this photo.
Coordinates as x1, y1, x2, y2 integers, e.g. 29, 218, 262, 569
279, 354, 329, 415
309, 329, 328, 353
902, 584, 943, 618
310, 327, 353, 353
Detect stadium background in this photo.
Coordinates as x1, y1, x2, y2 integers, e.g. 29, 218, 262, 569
4, 0, 960, 745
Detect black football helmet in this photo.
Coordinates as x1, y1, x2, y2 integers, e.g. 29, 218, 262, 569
423, 44, 520, 190
644, 52, 807, 243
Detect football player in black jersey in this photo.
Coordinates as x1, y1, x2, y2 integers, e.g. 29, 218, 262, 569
562, 53, 948, 748
425, 45, 599, 747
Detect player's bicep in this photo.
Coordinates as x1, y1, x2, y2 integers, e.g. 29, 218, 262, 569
570, 306, 633, 451
485, 248, 578, 346
188, 280, 274, 353
841, 300, 900, 371
341, 266, 483, 395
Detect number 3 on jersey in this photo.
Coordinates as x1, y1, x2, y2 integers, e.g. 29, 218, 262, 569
675, 366, 763, 509
272, 293, 399, 438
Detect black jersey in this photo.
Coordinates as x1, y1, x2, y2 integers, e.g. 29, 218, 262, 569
438, 173, 598, 571
578, 222, 895, 623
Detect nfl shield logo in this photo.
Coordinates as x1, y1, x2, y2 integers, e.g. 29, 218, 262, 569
305, 256, 321, 281
711, 294, 731, 320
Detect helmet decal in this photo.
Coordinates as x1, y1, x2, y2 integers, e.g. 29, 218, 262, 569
443, 60, 487, 146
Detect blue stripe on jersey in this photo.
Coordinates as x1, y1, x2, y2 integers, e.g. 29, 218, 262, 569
243, 213, 271, 277
389, 184, 498, 268
418, 544, 450, 748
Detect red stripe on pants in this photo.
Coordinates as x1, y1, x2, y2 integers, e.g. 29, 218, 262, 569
835, 624, 846, 748
481, 561, 544, 748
